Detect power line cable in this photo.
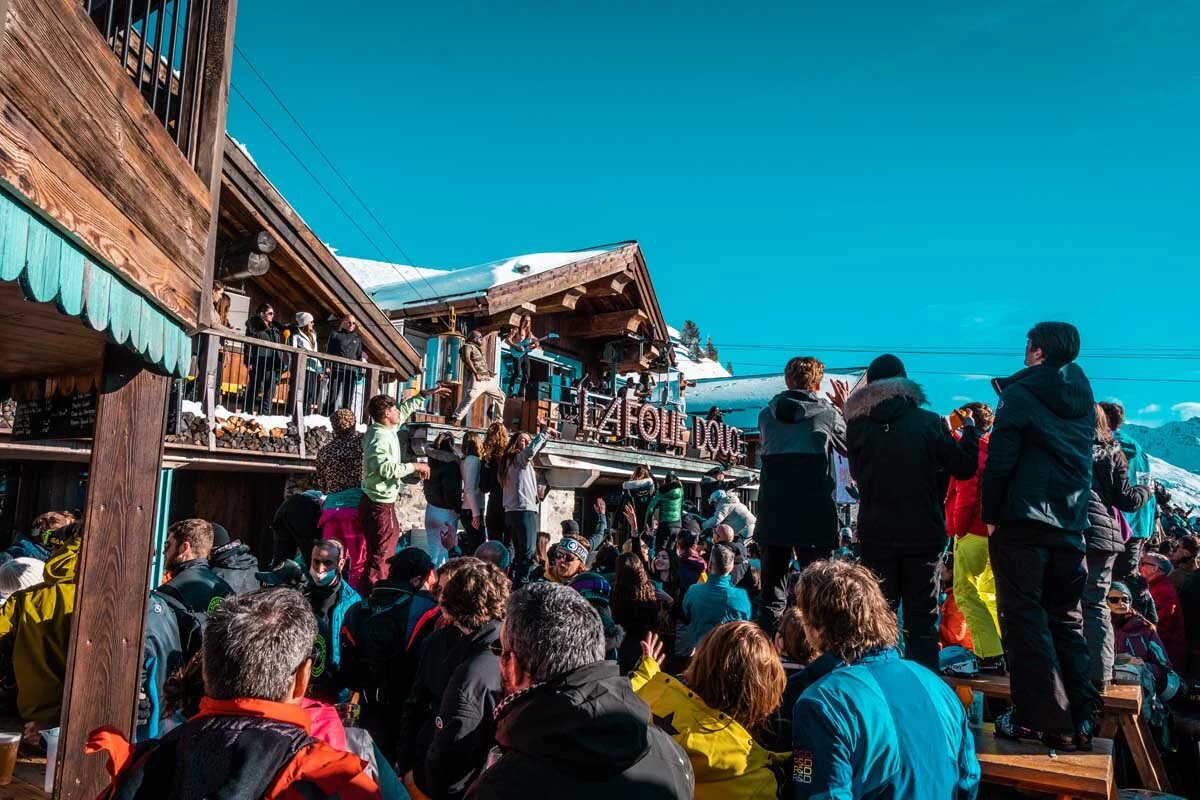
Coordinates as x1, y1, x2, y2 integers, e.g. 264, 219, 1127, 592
228, 82, 434, 306
231, 45, 444, 304
725, 361, 1200, 384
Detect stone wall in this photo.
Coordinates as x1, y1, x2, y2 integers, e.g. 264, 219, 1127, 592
539, 488, 578, 544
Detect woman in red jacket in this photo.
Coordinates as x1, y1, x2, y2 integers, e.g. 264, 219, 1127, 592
944, 402, 1004, 670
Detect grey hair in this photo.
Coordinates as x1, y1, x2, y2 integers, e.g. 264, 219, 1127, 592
709, 543, 735, 577
504, 582, 604, 682
475, 540, 512, 571
203, 588, 315, 702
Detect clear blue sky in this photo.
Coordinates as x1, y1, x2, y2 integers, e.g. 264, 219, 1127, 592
227, 1, 1200, 426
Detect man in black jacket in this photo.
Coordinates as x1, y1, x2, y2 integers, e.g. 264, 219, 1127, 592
158, 519, 235, 661
844, 354, 979, 670
244, 303, 284, 414
755, 356, 849, 632
208, 523, 260, 595
983, 321, 1099, 749
467, 582, 693, 799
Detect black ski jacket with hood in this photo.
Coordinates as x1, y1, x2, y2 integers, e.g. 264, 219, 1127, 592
210, 541, 261, 595
982, 363, 1095, 537
466, 661, 693, 800
845, 378, 979, 551
755, 390, 847, 549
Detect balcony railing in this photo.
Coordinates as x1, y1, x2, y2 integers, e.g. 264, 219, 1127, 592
167, 330, 396, 458
80, 0, 210, 159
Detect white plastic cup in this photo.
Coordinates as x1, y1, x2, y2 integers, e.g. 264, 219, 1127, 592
41, 728, 60, 794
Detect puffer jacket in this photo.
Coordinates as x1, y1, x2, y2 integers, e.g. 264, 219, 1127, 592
89, 697, 385, 799
0, 542, 78, 722
467, 661, 693, 799
631, 657, 787, 800
845, 379, 979, 550
210, 541, 261, 595
982, 363, 1094, 533
945, 433, 990, 537
755, 390, 846, 548
1085, 440, 1151, 553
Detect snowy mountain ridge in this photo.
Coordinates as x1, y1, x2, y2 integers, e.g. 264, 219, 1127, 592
1126, 417, 1200, 474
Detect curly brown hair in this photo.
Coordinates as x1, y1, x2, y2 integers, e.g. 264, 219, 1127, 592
481, 422, 510, 462
785, 357, 825, 392
611, 552, 656, 620
682, 621, 785, 732
794, 560, 899, 663
440, 561, 511, 632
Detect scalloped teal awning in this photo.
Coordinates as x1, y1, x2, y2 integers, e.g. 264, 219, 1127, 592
0, 188, 191, 379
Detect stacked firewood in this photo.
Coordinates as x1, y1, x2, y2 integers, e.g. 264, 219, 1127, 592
214, 415, 296, 453
305, 426, 334, 454
165, 412, 210, 446
0, 399, 15, 430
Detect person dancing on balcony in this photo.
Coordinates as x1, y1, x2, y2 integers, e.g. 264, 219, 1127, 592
452, 330, 506, 426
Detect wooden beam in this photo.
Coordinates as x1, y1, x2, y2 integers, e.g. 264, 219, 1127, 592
539, 287, 585, 313
558, 309, 648, 339
56, 348, 169, 800
193, 0, 238, 329
585, 272, 634, 298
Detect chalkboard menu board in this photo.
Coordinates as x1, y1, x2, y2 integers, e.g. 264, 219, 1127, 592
11, 392, 98, 441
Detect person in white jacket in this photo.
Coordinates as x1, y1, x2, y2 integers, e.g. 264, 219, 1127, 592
701, 489, 756, 540
459, 432, 486, 553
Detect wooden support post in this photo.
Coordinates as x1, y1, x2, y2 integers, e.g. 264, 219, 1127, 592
203, 332, 220, 451
292, 351, 307, 459
56, 347, 169, 800
366, 367, 380, 404
193, 0, 238, 329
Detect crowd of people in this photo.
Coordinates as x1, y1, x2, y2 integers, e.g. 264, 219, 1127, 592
5, 319, 1200, 797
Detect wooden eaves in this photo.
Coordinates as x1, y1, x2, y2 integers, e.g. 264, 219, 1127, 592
220, 135, 422, 376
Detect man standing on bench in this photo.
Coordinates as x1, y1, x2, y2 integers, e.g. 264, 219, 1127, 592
983, 321, 1100, 750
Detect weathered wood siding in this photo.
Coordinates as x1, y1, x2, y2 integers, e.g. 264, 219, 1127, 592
0, 0, 209, 328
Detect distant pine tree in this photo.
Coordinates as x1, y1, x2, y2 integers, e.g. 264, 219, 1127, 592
704, 336, 719, 361
680, 320, 702, 360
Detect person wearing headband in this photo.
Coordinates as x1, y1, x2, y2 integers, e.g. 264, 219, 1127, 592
549, 534, 591, 584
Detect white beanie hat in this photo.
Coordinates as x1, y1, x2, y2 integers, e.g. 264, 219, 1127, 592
295, 311, 314, 327
0, 557, 45, 602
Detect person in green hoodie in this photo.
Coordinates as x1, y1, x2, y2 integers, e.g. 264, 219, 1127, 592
360, 388, 448, 593
0, 521, 81, 728
646, 472, 684, 555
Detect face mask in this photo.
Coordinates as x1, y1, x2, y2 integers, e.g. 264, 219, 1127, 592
310, 567, 337, 587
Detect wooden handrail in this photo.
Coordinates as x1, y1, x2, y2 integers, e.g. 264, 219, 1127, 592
197, 328, 396, 372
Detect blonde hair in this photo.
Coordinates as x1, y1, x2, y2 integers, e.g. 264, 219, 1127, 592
785, 357, 825, 392
794, 560, 899, 663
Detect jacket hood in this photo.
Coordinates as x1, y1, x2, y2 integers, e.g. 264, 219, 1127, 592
844, 378, 927, 423
496, 661, 652, 777
992, 363, 1094, 420
211, 542, 257, 570
768, 390, 825, 424
44, 541, 80, 584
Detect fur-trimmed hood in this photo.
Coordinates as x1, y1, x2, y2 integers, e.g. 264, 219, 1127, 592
844, 378, 928, 422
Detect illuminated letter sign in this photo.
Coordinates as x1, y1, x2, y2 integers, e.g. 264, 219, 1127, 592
577, 388, 741, 460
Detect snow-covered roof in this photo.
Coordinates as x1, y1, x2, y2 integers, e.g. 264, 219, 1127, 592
688, 372, 862, 431
340, 246, 626, 311
340, 257, 451, 292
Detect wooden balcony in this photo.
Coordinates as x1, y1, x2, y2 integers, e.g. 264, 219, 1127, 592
165, 329, 396, 460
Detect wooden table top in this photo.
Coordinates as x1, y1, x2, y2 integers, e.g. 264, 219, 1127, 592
945, 672, 1141, 714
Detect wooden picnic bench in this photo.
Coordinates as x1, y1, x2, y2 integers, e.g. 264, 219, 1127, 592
974, 722, 1116, 800
946, 672, 1170, 793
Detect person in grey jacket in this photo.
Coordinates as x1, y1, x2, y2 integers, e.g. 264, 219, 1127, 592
700, 489, 756, 539
754, 356, 849, 631
501, 425, 556, 583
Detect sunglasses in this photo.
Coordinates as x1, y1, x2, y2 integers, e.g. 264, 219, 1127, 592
1105, 595, 1131, 604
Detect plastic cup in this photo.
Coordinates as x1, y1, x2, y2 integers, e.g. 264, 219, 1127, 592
41, 728, 59, 793
0, 732, 19, 786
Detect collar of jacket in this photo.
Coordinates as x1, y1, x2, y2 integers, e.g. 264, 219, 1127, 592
170, 557, 211, 575
991, 363, 1045, 395
195, 697, 313, 733
802, 651, 845, 684
843, 378, 927, 422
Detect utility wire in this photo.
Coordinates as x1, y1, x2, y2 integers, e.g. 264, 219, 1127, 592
726, 361, 1200, 384
232, 46, 443, 303
228, 83, 434, 306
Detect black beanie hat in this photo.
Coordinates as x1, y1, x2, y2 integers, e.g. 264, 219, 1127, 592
866, 354, 907, 383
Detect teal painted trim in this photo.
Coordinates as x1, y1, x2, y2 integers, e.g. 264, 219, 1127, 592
151, 468, 174, 587
0, 187, 192, 378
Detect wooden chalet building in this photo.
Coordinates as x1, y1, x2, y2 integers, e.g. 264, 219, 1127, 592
344, 242, 756, 536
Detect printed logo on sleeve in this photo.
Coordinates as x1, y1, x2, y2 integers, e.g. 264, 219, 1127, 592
793, 750, 813, 784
